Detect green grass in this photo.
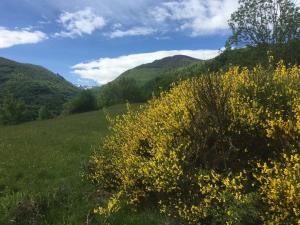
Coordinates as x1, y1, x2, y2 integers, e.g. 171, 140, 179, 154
116, 55, 199, 86
0, 104, 163, 225
117, 68, 164, 86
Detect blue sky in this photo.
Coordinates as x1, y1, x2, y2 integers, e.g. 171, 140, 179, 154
0, 0, 241, 85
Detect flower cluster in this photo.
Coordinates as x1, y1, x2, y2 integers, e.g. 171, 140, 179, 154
254, 154, 300, 224
86, 62, 300, 224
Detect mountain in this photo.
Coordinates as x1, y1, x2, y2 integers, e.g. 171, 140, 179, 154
143, 40, 300, 96
0, 57, 80, 120
96, 40, 300, 109
96, 55, 200, 108
116, 55, 200, 85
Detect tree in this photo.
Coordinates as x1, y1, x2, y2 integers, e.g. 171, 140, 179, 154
228, 0, 300, 46
97, 78, 144, 108
38, 106, 51, 120
0, 94, 27, 125
63, 90, 98, 115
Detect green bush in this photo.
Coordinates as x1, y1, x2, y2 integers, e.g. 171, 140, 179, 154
63, 90, 97, 115
97, 77, 145, 108
38, 106, 52, 120
0, 94, 28, 125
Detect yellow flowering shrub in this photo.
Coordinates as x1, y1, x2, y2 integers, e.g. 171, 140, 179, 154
86, 62, 300, 224
89, 80, 197, 217
254, 153, 300, 224
171, 171, 261, 225
225, 62, 300, 152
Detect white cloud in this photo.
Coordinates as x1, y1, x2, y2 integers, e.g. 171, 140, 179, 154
112, 23, 123, 29
27, 0, 240, 37
55, 8, 106, 38
23, 0, 243, 38
0, 27, 47, 48
151, 0, 239, 36
108, 27, 156, 38
71, 49, 220, 84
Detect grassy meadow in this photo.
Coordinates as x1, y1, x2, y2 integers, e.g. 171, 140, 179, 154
0, 0, 299, 224
0, 104, 163, 225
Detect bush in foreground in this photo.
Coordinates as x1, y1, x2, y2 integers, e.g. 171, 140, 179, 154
86, 62, 300, 224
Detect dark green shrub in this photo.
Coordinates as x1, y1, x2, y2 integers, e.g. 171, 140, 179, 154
63, 90, 97, 115
97, 77, 145, 108
0, 94, 28, 125
38, 106, 52, 120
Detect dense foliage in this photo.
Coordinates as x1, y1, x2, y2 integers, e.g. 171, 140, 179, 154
38, 105, 52, 120
0, 94, 28, 125
97, 78, 145, 108
63, 90, 98, 115
254, 153, 300, 224
0, 57, 79, 121
87, 62, 300, 224
228, 0, 300, 46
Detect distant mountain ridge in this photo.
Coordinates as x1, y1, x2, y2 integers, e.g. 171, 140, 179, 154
96, 40, 300, 109
139, 55, 201, 69
116, 55, 200, 85
96, 55, 201, 108
0, 57, 80, 120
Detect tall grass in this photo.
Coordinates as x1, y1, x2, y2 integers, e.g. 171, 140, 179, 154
0, 104, 163, 224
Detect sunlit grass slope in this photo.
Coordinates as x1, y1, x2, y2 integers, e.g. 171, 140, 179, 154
0, 106, 113, 192
0, 104, 163, 225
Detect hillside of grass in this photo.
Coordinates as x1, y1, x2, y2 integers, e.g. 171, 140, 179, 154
116, 55, 200, 86
142, 40, 300, 97
95, 41, 300, 109
0, 104, 163, 225
0, 57, 80, 120
95, 55, 200, 108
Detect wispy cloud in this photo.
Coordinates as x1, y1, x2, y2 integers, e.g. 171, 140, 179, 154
14, 0, 242, 39
25, 0, 240, 38
19, 0, 299, 41
71, 49, 220, 84
0, 27, 47, 48
103, 0, 239, 38
107, 27, 156, 38
151, 0, 239, 36
55, 8, 106, 38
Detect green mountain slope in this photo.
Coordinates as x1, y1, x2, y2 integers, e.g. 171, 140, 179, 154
143, 40, 300, 96
96, 55, 200, 107
94, 41, 300, 109
0, 57, 80, 119
116, 55, 200, 85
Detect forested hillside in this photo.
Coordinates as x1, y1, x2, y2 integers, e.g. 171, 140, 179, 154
0, 57, 79, 122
